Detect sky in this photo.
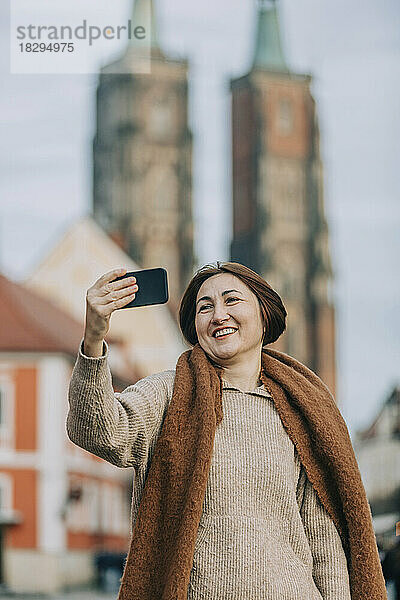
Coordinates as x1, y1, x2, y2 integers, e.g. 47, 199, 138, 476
0, 0, 399, 439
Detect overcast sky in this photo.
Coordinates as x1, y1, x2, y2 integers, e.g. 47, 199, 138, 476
0, 0, 399, 439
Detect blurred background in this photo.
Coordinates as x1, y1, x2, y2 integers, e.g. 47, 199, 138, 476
0, 0, 399, 596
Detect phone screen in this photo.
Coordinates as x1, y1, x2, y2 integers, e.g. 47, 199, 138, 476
112, 267, 169, 309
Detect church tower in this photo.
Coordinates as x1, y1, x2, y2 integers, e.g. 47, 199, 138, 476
230, 0, 337, 397
93, 0, 194, 315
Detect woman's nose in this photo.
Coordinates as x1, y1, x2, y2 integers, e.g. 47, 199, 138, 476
211, 305, 230, 322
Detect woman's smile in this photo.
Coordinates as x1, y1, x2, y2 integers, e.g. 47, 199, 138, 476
213, 329, 238, 341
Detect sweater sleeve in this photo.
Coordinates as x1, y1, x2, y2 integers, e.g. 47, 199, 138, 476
66, 338, 169, 471
297, 464, 352, 600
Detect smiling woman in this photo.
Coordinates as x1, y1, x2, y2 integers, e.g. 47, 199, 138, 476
181, 261, 286, 345
179, 262, 287, 391
67, 261, 386, 600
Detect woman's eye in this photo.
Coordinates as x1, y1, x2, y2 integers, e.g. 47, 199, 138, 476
199, 304, 212, 311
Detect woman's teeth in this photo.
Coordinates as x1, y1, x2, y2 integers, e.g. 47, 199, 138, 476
214, 328, 237, 339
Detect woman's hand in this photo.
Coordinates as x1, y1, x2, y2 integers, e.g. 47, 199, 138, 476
83, 268, 138, 355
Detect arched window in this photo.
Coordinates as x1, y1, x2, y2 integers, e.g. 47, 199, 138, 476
277, 97, 294, 136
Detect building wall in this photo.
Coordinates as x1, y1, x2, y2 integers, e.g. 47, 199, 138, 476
37, 357, 68, 554
0, 362, 39, 552
5, 548, 94, 593
0, 352, 132, 593
353, 390, 400, 546
355, 437, 400, 502
354, 391, 400, 505
259, 77, 310, 158
15, 367, 37, 451
66, 473, 130, 550
231, 70, 337, 396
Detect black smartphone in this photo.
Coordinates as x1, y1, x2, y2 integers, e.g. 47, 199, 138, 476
112, 267, 169, 309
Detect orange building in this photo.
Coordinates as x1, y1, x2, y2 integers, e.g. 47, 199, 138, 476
0, 273, 136, 594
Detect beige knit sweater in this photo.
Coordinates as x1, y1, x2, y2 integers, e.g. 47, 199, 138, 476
67, 339, 351, 600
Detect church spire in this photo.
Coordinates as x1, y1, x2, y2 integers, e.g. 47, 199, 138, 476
130, 0, 159, 51
253, 0, 288, 72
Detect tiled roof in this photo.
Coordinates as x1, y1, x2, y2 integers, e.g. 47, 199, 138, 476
0, 272, 136, 388
0, 272, 86, 356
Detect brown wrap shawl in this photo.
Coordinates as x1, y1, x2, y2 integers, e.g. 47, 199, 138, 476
117, 343, 387, 600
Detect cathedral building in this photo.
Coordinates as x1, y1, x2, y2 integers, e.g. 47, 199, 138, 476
93, 0, 194, 315
230, 0, 337, 398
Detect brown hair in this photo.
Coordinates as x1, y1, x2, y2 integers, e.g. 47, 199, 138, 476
179, 261, 287, 347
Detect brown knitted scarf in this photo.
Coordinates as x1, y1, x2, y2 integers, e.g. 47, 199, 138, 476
117, 343, 387, 600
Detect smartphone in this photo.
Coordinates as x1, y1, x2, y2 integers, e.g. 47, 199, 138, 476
112, 267, 169, 309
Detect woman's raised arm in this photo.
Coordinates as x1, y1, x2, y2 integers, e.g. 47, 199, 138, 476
66, 338, 172, 470
66, 268, 171, 470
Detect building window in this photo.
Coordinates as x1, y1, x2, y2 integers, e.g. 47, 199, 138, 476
87, 480, 101, 534
66, 478, 85, 532
66, 478, 129, 535
100, 482, 130, 536
151, 167, 177, 213
0, 473, 12, 512
147, 95, 174, 142
277, 97, 294, 136
0, 379, 15, 449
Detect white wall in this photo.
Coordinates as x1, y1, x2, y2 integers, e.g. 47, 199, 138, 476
37, 355, 70, 552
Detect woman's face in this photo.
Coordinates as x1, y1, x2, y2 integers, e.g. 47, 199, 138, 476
194, 273, 265, 363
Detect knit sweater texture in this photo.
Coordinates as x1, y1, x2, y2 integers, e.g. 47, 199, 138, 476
67, 339, 351, 599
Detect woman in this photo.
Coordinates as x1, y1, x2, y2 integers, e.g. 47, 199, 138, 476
67, 262, 386, 600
